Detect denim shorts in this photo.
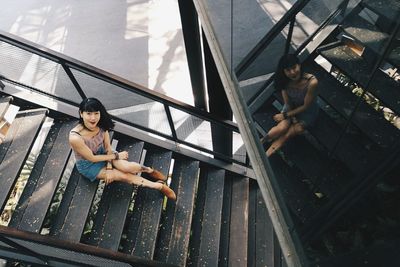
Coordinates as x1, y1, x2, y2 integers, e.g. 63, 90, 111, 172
75, 146, 106, 182
282, 100, 319, 128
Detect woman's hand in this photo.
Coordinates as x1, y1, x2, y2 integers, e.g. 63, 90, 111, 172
105, 169, 114, 185
118, 151, 129, 160
273, 113, 285, 122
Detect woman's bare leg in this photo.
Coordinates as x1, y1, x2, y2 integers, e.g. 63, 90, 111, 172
265, 119, 291, 142
96, 168, 176, 200
97, 168, 159, 188
112, 160, 166, 181
266, 122, 304, 157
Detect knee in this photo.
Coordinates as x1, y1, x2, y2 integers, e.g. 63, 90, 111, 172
292, 124, 304, 135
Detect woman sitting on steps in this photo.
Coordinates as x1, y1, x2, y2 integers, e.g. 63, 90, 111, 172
261, 54, 319, 157
69, 97, 176, 200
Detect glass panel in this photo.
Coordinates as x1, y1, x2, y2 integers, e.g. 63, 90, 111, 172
170, 107, 213, 151
0, 41, 82, 103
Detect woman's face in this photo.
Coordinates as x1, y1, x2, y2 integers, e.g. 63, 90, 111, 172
284, 64, 301, 81
80, 110, 100, 131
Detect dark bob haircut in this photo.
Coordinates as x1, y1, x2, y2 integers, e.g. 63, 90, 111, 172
274, 54, 303, 90
79, 97, 115, 131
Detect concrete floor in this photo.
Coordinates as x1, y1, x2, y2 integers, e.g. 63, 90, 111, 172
0, 0, 194, 105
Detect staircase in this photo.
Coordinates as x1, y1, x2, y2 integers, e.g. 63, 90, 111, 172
0, 68, 277, 266
251, 0, 400, 265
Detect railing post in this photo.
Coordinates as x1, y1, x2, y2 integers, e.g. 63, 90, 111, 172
164, 104, 178, 141
285, 17, 296, 56
61, 63, 87, 101
203, 31, 233, 160
177, 0, 208, 110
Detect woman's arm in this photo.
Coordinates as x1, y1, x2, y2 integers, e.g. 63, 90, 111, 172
69, 134, 116, 163
103, 130, 113, 170
273, 89, 292, 122
282, 89, 291, 110
286, 77, 318, 118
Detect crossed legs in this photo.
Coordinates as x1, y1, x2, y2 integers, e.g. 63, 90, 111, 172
96, 159, 176, 200
265, 119, 305, 157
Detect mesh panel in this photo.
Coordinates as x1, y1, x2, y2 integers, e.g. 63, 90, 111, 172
71, 68, 172, 136
0, 41, 82, 103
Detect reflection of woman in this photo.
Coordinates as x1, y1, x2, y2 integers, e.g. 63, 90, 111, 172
69, 98, 176, 200
262, 54, 319, 157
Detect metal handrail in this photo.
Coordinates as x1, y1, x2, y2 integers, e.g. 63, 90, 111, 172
0, 31, 246, 166
0, 226, 173, 267
235, 0, 312, 77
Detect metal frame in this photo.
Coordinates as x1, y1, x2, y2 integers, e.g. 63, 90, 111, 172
193, 0, 305, 266
0, 226, 174, 267
0, 30, 245, 166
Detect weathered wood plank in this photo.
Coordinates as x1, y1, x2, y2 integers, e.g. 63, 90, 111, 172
9, 120, 64, 228
318, 44, 400, 147
88, 137, 144, 250
219, 175, 232, 267
188, 168, 225, 266
0, 109, 47, 212
156, 159, 200, 266
50, 133, 116, 242
123, 148, 172, 258
256, 184, 276, 267
16, 119, 75, 233
229, 176, 249, 267
50, 167, 99, 242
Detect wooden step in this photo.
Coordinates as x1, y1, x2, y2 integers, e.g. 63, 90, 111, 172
254, 104, 352, 198
0, 97, 18, 144
248, 180, 282, 267
50, 166, 99, 242
87, 136, 144, 250
122, 147, 172, 258
268, 154, 320, 224
188, 168, 225, 267
306, 63, 386, 172
155, 158, 200, 266
319, 43, 400, 115
361, 0, 400, 22
10, 119, 76, 233
50, 133, 117, 243
269, 73, 383, 175
219, 174, 233, 267
0, 109, 47, 212
341, 14, 389, 54
228, 176, 250, 266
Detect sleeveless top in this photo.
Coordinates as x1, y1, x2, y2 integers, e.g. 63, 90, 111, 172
284, 75, 315, 108
70, 128, 105, 161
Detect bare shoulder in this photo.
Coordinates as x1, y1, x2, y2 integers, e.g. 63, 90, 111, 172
69, 125, 83, 142
307, 73, 318, 88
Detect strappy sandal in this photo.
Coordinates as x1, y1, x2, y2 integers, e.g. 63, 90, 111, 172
148, 168, 167, 182
160, 184, 176, 200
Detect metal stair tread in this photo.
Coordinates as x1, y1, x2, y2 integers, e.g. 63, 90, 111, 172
0, 109, 47, 212
307, 58, 400, 148
123, 148, 172, 258
155, 158, 200, 266
341, 14, 389, 54
188, 168, 225, 267
362, 0, 400, 22
87, 136, 144, 251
